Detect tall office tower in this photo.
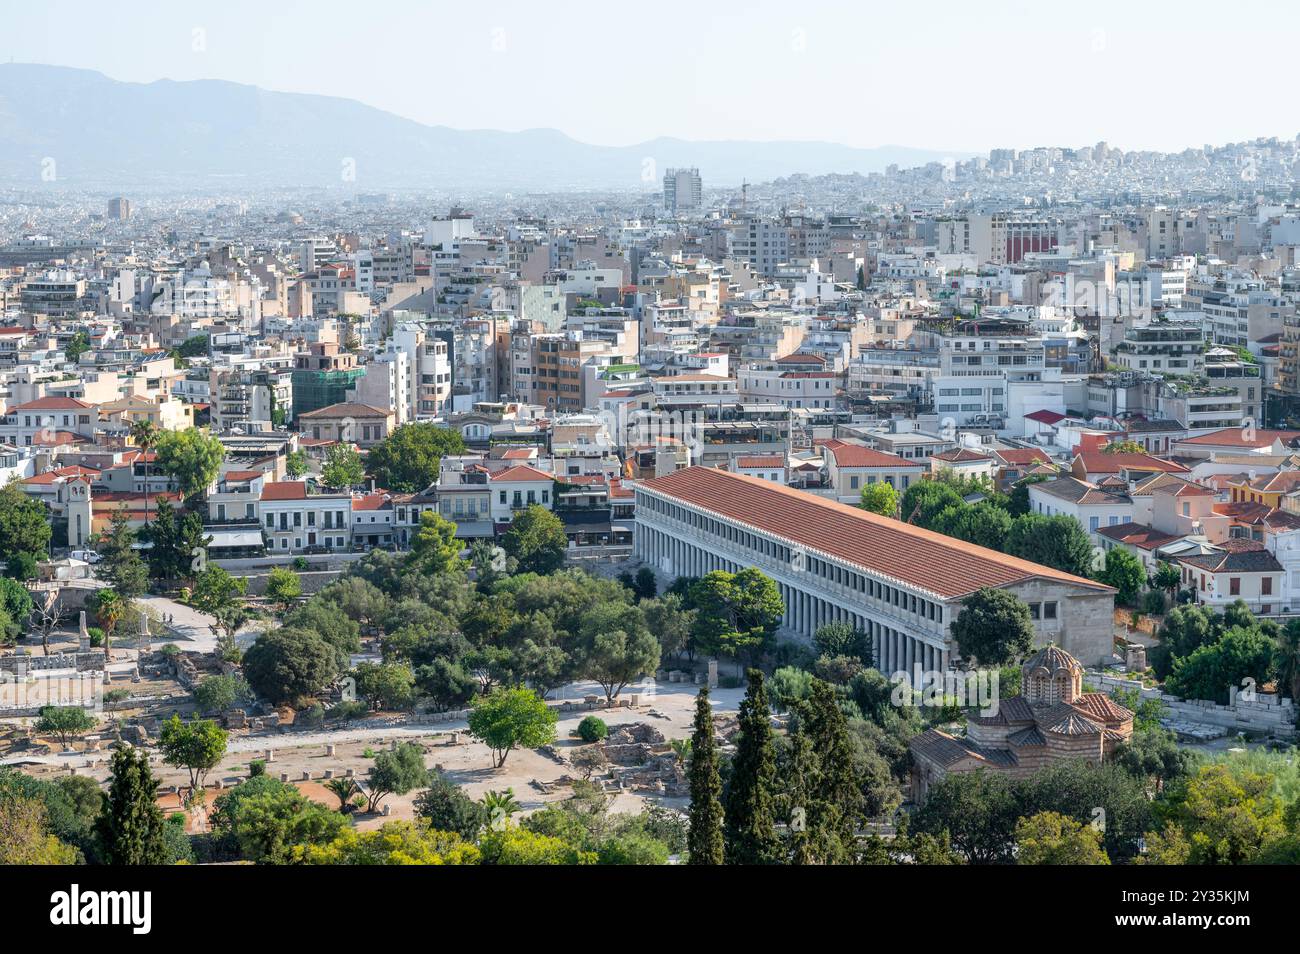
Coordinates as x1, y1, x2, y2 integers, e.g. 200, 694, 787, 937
663, 167, 702, 213
107, 197, 132, 221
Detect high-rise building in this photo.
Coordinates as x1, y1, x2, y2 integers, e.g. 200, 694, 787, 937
662, 168, 702, 214
107, 197, 132, 221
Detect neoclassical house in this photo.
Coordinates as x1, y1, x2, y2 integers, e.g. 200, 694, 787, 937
909, 646, 1133, 802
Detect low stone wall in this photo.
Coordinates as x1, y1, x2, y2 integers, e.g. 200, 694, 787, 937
243, 569, 345, 597
1089, 670, 1297, 740
0, 650, 107, 674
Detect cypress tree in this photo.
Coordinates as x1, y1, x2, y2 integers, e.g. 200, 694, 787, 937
802, 679, 863, 861
96, 746, 169, 865
781, 724, 823, 865
724, 668, 779, 864
686, 686, 724, 864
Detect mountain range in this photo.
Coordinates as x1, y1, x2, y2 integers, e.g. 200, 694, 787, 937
0, 63, 966, 192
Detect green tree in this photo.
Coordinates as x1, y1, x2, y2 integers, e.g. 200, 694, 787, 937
951, 588, 1036, 666
768, 666, 815, 713
1274, 618, 1300, 701
94, 509, 149, 598
1114, 728, 1196, 794
35, 706, 97, 748
285, 449, 310, 479
798, 679, 862, 861
64, 330, 91, 364
294, 821, 479, 865
0, 796, 78, 864
479, 825, 594, 865
241, 627, 339, 706
1100, 547, 1146, 605
414, 772, 488, 840
900, 480, 964, 528
1015, 810, 1110, 864
501, 505, 568, 575
576, 603, 660, 703
211, 775, 346, 862
366, 741, 429, 813
353, 660, 415, 711
129, 419, 160, 524
859, 481, 898, 517
153, 428, 225, 500
723, 669, 779, 864
192, 674, 247, 715
932, 501, 1013, 550
176, 334, 209, 358
1146, 764, 1286, 865
88, 587, 126, 655
1102, 439, 1145, 454
0, 479, 52, 565
265, 567, 302, 611
812, 620, 871, 663
1006, 513, 1094, 576
467, 687, 558, 768
158, 714, 228, 792
320, 442, 365, 490
96, 746, 169, 865
1152, 561, 1181, 600
409, 510, 464, 575
641, 593, 696, 661
911, 769, 1020, 864
188, 565, 248, 640
0, 577, 33, 641
1165, 625, 1276, 705
690, 568, 784, 665
1007, 474, 1050, 517
367, 422, 466, 493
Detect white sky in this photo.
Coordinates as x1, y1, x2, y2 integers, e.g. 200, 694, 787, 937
2, 0, 1296, 154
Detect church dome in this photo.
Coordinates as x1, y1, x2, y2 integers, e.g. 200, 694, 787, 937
1022, 644, 1082, 680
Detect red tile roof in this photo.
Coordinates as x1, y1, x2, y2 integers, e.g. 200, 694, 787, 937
10, 396, 94, 411
489, 465, 553, 482
1095, 522, 1181, 550
1178, 427, 1300, 448
261, 481, 308, 501
734, 455, 786, 469
641, 467, 1112, 599
1075, 452, 1188, 475
819, 438, 916, 469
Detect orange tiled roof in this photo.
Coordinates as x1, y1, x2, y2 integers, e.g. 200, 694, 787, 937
641, 466, 1112, 600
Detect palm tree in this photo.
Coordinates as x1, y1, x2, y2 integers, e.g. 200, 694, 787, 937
325, 777, 358, 811
130, 419, 160, 527
480, 788, 520, 828
1275, 619, 1300, 703
670, 737, 693, 767
93, 588, 125, 661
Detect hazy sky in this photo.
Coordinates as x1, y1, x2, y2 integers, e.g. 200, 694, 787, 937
3, 0, 1297, 154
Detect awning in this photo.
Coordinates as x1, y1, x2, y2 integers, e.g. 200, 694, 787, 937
207, 528, 264, 548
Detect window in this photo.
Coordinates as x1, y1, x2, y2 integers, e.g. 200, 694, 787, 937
1043, 602, 1057, 620
1229, 577, 1241, 596
1262, 577, 1273, 596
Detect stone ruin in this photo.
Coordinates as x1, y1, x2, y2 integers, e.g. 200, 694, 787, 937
594, 722, 688, 797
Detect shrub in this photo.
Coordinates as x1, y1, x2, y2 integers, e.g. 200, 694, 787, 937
576, 716, 608, 744
1142, 590, 1167, 615
327, 701, 369, 723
